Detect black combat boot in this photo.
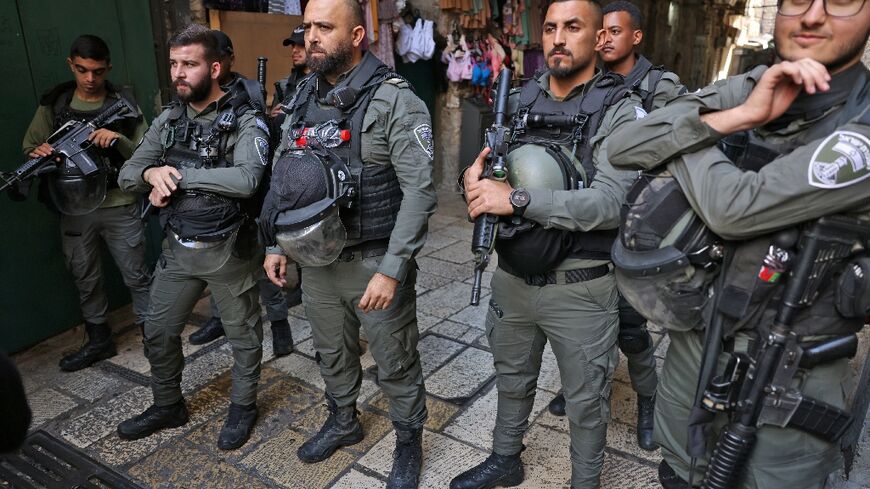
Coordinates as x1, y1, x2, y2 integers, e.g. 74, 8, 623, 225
297, 397, 364, 462
271, 319, 293, 357
218, 402, 258, 450
636, 394, 656, 451
117, 400, 189, 440
547, 391, 566, 417
387, 422, 423, 489
189, 317, 225, 345
658, 460, 690, 489
449, 451, 524, 489
59, 322, 117, 372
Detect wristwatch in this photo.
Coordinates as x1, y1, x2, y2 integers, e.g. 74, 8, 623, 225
509, 188, 530, 217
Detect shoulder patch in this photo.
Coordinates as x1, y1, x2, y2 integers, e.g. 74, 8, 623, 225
255, 117, 270, 137
808, 131, 870, 189
254, 136, 270, 166
634, 106, 648, 120
413, 123, 434, 159
384, 77, 409, 88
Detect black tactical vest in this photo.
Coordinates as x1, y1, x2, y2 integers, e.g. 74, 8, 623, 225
157, 86, 262, 239
716, 66, 870, 339
623, 55, 668, 113
284, 52, 404, 242
494, 72, 628, 275
41, 80, 142, 188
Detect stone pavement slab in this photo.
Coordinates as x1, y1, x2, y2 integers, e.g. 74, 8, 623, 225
11, 194, 870, 489
425, 346, 494, 402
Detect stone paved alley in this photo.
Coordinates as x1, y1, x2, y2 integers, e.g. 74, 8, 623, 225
9, 192, 870, 488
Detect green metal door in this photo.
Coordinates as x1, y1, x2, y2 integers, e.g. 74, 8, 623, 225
0, 1, 162, 352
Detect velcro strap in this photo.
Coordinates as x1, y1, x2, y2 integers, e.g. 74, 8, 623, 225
787, 396, 852, 442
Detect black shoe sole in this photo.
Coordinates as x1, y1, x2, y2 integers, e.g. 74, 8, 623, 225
297, 432, 365, 463
450, 466, 524, 489
117, 416, 189, 441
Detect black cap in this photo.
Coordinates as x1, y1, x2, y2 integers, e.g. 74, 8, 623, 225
213, 30, 234, 57
282, 25, 305, 47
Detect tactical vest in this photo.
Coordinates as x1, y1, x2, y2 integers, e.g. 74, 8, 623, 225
494, 72, 628, 275
158, 86, 261, 241
42, 80, 141, 188
623, 55, 667, 113
284, 52, 404, 242
618, 63, 870, 337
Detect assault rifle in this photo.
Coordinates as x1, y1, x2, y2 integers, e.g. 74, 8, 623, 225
469, 68, 512, 306
1, 96, 138, 193
700, 215, 870, 489
257, 57, 268, 105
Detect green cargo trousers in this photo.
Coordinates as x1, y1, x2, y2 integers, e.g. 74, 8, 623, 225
144, 239, 263, 407
487, 267, 619, 488
60, 203, 152, 325
655, 329, 846, 488
301, 255, 427, 428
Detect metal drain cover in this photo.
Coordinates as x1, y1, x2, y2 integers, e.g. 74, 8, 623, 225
0, 430, 139, 488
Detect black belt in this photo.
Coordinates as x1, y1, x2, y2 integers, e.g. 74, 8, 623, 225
502, 264, 610, 287
336, 239, 389, 262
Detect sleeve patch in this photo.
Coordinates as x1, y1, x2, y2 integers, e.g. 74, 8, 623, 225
255, 136, 270, 166
634, 106, 648, 120
255, 117, 271, 137
413, 123, 434, 159
808, 131, 870, 189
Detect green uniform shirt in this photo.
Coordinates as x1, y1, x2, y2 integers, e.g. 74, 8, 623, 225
515, 71, 644, 269
606, 65, 870, 240
118, 91, 268, 200
22, 91, 148, 207
273, 65, 438, 282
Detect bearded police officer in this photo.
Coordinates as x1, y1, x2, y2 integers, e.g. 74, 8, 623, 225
451, 1, 645, 487
259, 0, 437, 486
116, 24, 269, 450
19, 35, 150, 372
187, 30, 299, 358
607, 0, 870, 487
545, 0, 687, 452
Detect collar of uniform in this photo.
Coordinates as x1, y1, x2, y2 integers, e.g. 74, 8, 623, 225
315, 51, 374, 98
186, 90, 233, 119
536, 69, 602, 102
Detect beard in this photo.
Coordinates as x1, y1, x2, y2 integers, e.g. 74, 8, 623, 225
307, 43, 354, 78
547, 47, 582, 79
174, 76, 212, 103
775, 24, 870, 74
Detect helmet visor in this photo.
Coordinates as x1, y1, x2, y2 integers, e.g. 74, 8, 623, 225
276, 205, 346, 267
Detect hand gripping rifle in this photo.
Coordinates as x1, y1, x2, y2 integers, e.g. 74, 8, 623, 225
469, 68, 512, 306
701, 215, 870, 489
1, 96, 138, 194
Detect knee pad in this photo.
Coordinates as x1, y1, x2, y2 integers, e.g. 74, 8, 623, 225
618, 297, 647, 328
618, 325, 652, 355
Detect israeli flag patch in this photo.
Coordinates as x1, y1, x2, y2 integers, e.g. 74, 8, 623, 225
255, 117, 271, 137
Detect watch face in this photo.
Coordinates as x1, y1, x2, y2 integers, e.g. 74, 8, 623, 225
511, 189, 529, 207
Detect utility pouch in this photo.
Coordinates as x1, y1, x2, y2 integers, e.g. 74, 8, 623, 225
835, 257, 870, 318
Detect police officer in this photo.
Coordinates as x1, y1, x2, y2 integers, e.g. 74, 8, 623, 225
607, 0, 870, 486
451, 1, 644, 487
260, 0, 436, 486
546, 0, 686, 452
187, 30, 299, 358
20, 35, 151, 372
272, 25, 310, 115
116, 24, 269, 450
